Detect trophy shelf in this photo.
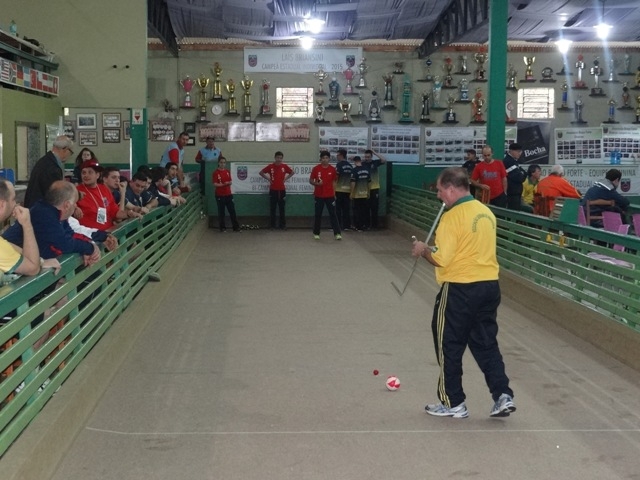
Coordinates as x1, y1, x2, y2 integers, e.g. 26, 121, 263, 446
618, 72, 634, 76
258, 113, 274, 118
416, 79, 433, 83
570, 120, 588, 125
180, 106, 195, 110
471, 79, 488, 83
314, 120, 330, 124
431, 107, 446, 111
454, 72, 471, 75
469, 120, 486, 125
354, 86, 368, 90
365, 119, 382, 124
557, 107, 574, 112
442, 86, 458, 90
350, 114, 367, 120
507, 87, 518, 92
540, 79, 557, 83
572, 86, 589, 90
398, 119, 414, 124
589, 92, 607, 97
343, 92, 360, 96
456, 99, 471, 103
334, 120, 352, 125
315, 92, 327, 96
381, 105, 396, 111
443, 120, 459, 125
325, 105, 340, 110
631, 86, 640, 91
419, 119, 434, 124
210, 97, 225, 102
618, 106, 633, 110
603, 120, 619, 124
224, 112, 240, 117
633, 121, 640, 124
602, 80, 620, 83
519, 79, 536, 83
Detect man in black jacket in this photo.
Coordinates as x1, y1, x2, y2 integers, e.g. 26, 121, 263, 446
24, 135, 74, 208
503, 143, 526, 211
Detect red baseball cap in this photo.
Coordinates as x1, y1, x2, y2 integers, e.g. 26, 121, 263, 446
81, 159, 103, 172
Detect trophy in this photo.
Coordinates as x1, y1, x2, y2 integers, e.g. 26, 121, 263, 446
443, 57, 454, 87
240, 75, 253, 121
328, 75, 340, 108
367, 87, 381, 122
444, 94, 457, 123
357, 58, 368, 88
507, 64, 518, 90
357, 93, 364, 116
573, 96, 586, 124
560, 81, 569, 109
471, 89, 485, 123
524, 56, 535, 80
635, 95, 640, 123
196, 74, 210, 121
314, 66, 328, 95
622, 83, 631, 108
424, 58, 433, 82
339, 99, 352, 123
382, 73, 394, 108
607, 58, 617, 82
505, 99, 516, 124
420, 92, 431, 122
315, 99, 327, 123
432, 76, 443, 108
211, 62, 223, 100
458, 55, 469, 74
393, 62, 404, 74
399, 79, 412, 123
575, 54, 586, 88
541, 67, 554, 82
623, 54, 632, 75
473, 52, 487, 81
226, 78, 237, 115
459, 78, 469, 101
180, 75, 194, 107
343, 66, 354, 94
589, 57, 604, 95
261, 79, 271, 115
607, 97, 617, 123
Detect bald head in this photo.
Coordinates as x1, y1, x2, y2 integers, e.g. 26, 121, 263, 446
46, 181, 78, 219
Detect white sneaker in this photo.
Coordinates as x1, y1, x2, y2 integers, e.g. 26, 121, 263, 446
425, 402, 469, 418
490, 393, 516, 417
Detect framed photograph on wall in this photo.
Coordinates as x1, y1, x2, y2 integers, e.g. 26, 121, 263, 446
77, 113, 97, 130
103, 129, 121, 143
184, 122, 196, 134
78, 130, 98, 146
187, 136, 196, 146
102, 113, 121, 128
63, 120, 76, 142
123, 121, 131, 140
149, 120, 175, 141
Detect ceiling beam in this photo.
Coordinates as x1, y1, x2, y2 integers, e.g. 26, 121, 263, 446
417, 0, 489, 58
148, 0, 179, 56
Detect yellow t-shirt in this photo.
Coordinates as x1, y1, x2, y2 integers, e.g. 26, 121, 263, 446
0, 237, 22, 274
430, 196, 499, 285
521, 178, 537, 205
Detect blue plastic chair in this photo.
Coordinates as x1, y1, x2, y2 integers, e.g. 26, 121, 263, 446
0, 168, 16, 184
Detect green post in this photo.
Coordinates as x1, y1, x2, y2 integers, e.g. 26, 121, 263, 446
486, 0, 509, 154
130, 108, 148, 173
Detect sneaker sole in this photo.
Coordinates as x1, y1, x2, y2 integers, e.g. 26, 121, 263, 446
490, 404, 516, 418
425, 407, 469, 419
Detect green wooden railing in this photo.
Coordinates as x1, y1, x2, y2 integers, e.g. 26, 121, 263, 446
389, 185, 640, 332
0, 191, 204, 457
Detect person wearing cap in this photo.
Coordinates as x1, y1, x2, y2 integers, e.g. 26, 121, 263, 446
195, 136, 221, 193
76, 160, 139, 230
24, 135, 75, 208
503, 143, 527, 211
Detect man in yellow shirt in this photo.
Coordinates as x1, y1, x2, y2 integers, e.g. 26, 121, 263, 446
411, 167, 515, 419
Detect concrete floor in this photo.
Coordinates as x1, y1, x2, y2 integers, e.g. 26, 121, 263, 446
47, 227, 640, 480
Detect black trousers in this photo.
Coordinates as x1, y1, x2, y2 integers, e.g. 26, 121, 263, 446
369, 189, 380, 228
431, 281, 512, 407
507, 194, 522, 211
335, 191, 352, 229
353, 198, 369, 230
313, 197, 341, 235
490, 193, 508, 208
216, 195, 239, 231
269, 190, 287, 228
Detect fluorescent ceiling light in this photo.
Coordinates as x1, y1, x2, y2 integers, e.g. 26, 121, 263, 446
594, 23, 612, 40
555, 39, 572, 54
300, 36, 314, 50
304, 17, 325, 34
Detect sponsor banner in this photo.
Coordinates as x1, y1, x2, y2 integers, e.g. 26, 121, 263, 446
230, 163, 316, 194
517, 120, 551, 164
539, 164, 640, 195
0, 57, 58, 95
244, 47, 363, 73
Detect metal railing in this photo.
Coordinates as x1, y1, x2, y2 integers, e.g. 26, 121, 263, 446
0, 191, 203, 457
389, 185, 640, 331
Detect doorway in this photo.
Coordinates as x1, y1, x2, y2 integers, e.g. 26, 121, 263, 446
16, 123, 41, 182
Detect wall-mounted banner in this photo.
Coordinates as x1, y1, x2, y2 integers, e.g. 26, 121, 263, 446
517, 120, 551, 165
230, 163, 316, 194
538, 164, 640, 195
244, 47, 363, 74
370, 124, 420, 164
555, 127, 603, 165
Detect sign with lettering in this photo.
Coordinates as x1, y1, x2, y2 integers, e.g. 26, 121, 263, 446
0, 57, 58, 95
243, 47, 363, 74
230, 163, 316, 194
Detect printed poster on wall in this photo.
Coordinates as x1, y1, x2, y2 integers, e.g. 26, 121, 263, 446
283, 123, 310, 142
370, 124, 420, 164
471, 126, 517, 155
198, 123, 228, 142
318, 126, 369, 160
517, 120, 551, 164
255, 122, 282, 142
601, 124, 640, 164
555, 127, 603, 165
538, 164, 640, 195
424, 127, 474, 165
228, 122, 255, 142
229, 163, 315, 194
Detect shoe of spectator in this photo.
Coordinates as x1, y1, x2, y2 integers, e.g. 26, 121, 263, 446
335, 234, 342, 240
148, 272, 161, 282
490, 393, 516, 417
313, 234, 320, 240
425, 402, 469, 418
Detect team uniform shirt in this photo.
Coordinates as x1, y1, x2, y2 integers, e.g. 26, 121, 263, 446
335, 160, 353, 193
431, 196, 499, 285
310, 164, 337, 198
160, 142, 184, 168
260, 162, 293, 191
212, 168, 233, 196
471, 161, 507, 200
521, 177, 538, 205
76, 184, 121, 230
350, 165, 371, 199
195, 147, 221, 164
2, 200, 94, 259
125, 186, 144, 208
363, 159, 383, 190
0, 237, 22, 273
